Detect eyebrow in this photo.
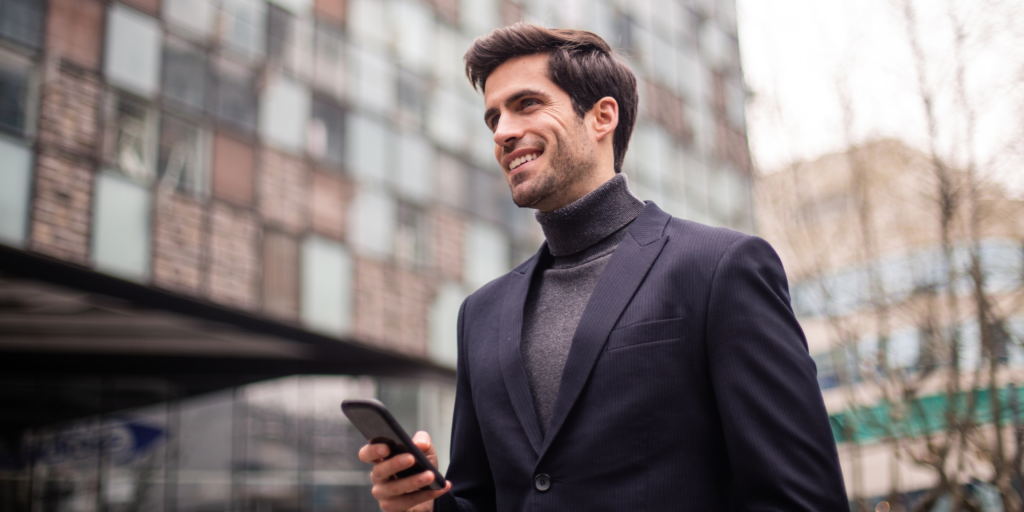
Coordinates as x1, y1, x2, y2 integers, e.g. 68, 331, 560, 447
483, 89, 547, 126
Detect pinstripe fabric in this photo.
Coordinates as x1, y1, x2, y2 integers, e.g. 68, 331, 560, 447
435, 202, 848, 512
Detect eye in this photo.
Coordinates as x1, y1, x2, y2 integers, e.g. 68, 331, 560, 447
521, 98, 539, 109
487, 115, 499, 131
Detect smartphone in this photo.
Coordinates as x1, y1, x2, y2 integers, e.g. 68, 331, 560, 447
341, 398, 447, 491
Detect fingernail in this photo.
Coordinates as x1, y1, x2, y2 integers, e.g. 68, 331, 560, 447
377, 446, 387, 457
419, 473, 430, 483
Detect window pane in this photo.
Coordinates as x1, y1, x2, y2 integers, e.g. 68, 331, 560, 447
163, 0, 215, 39
105, 4, 162, 98
395, 202, 428, 268
467, 167, 504, 224
344, 112, 390, 184
312, 21, 345, 100
267, 5, 313, 79
301, 235, 352, 334
309, 97, 344, 166
347, 46, 394, 115
162, 37, 208, 112
0, 136, 32, 245
259, 74, 310, 153
212, 57, 257, 132
219, 0, 266, 61
465, 220, 509, 289
347, 0, 389, 49
103, 90, 159, 184
0, 0, 45, 49
429, 281, 466, 367
394, 130, 434, 202
393, 0, 434, 73
0, 49, 31, 136
159, 115, 211, 197
93, 173, 152, 280
347, 187, 396, 259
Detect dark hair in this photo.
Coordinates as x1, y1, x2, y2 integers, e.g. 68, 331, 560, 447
464, 23, 638, 173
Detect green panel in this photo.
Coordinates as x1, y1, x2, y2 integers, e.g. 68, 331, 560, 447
830, 386, 1024, 444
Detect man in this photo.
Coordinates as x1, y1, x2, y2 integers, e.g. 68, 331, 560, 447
359, 24, 848, 512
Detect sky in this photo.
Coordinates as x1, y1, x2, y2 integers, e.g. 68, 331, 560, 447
736, 0, 1024, 194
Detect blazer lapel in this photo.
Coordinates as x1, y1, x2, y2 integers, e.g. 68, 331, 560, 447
497, 248, 546, 454
538, 203, 672, 459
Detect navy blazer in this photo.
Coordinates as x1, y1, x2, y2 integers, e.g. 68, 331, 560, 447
435, 203, 848, 512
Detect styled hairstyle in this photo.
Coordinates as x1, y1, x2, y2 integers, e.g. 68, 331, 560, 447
464, 23, 638, 173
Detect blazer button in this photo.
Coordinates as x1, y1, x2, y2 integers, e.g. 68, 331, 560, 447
534, 473, 551, 492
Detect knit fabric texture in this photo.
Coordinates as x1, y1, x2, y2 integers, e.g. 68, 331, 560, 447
522, 174, 645, 436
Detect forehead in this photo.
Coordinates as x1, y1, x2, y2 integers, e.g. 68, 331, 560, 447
483, 53, 564, 106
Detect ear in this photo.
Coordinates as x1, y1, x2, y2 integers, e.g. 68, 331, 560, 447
589, 96, 619, 142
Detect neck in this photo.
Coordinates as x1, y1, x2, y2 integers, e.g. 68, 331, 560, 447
534, 174, 645, 257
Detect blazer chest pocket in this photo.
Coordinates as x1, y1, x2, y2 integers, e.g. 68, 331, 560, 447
606, 317, 686, 351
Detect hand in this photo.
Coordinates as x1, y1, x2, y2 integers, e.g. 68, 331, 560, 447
358, 431, 451, 512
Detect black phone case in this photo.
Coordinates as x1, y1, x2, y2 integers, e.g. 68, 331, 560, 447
341, 399, 446, 491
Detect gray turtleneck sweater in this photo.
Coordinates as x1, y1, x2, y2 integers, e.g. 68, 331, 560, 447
522, 174, 645, 436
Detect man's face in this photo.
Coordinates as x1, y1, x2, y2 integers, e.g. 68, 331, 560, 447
483, 53, 598, 212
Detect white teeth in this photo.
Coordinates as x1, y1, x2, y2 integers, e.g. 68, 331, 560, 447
510, 153, 540, 170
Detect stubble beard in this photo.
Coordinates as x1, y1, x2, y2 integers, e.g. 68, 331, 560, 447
508, 123, 595, 209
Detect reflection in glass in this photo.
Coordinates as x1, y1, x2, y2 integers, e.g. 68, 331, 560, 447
0, 49, 30, 136
162, 37, 209, 112
9, 375, 422, 512
159, 115, 211, 197
103, 90, 159, 184
310, 97, 344, 166
0, 0, 46, 49
211, 57, 257, 132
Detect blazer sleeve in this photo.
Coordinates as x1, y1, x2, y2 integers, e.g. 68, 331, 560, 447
705, 236, 848, 511
434, 299, 496, 512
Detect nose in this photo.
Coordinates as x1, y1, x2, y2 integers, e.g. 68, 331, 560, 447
492, 114, 524, 148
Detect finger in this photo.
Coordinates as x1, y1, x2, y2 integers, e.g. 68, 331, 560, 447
358, 443, 390, 463
375, 470, 439, 501
370, 453, 417, 484
412, 431, 433, 453
378, 487, 441, 512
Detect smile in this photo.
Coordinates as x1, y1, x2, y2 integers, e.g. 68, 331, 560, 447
509, 152, 541, 170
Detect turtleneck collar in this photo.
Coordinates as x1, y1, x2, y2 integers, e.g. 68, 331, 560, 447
534, 174, 645, 257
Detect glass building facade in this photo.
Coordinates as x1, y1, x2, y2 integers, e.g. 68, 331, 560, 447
0, 0, 751, 509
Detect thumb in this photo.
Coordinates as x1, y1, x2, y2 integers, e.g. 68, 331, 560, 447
412, 431, 433, 453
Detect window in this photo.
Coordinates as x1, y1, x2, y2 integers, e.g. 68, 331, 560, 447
312, 21, 345, 100
0, 0, 45, 49
93, 173, 152, 280
162, 37, 209, 112
159, 115, 211, 197
259, 74, 310, 153
105, 4, 162, 98
309, 97, 344, 166
467, 168, 505, 224
344, 112, 390, 184
460, 0, 497, 36
0, 136, 32, 245
346, 0, 389, 50
395, 202, 429, 268
347, 46, 395, 115
301, 235, 353, 335
0, 49, 33, 137
394, 130, 434, 202
264, 230, 300, 319
163, 0, 215, 39
465, 220, 510, 289
267, 5, 313, 79
103, 90, 159, 184
218, 0, 266, 61
676, 48, 702, 105
211, 57, 257, 132
393, 0, 434, 73
427, 89, 469, 153
429, 282, 466, 367
397, 69, 425, 128
347, 187, 397, 259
